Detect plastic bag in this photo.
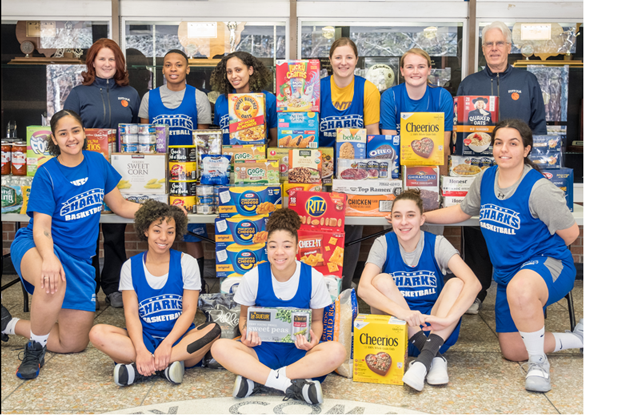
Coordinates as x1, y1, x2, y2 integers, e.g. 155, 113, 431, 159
198, 293, 241, 368
321, 288, 358, 378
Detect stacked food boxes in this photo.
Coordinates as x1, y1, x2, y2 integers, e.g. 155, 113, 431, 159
453, 96, 498, 156
109, 152, 169, 212
533, 132, 573, 211
85, 128, 116, 160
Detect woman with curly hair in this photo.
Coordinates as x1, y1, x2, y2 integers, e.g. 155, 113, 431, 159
210, 51, 278, 146
210, 208, 344, 405
89, 200, 220, 387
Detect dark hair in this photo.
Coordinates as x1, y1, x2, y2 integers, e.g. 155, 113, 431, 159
265, 208, 301, 242
329, 37, 358, 59
164, 49, 189, 62
82, 38, 129, 86
134, 199, 188, 242
391, 189, 424, 215
491, 118, 540, 172
47, 110, 88, 156
210, 51, 272, 96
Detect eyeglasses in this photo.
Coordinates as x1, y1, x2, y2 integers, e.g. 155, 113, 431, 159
483, 41, 508, 48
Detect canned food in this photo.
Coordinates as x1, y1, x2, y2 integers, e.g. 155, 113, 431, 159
196, 204, 216, 215
1, 141, 12, 175
197, 195, 214, 205
168, 145, 197, 162
170, 195, 196, 213
11, 142, 27, 176
169, 180, 197, 196
169, 161, 197, 181
367, 160, 379, 179
121, 143, 138, 153
138, 143, 156, 154
137, 124, 156, 135
196, 184, 214, 196
138, 134, 156, 144
378, 161, 389, 178
118, 123, 139, 135
357, 161, 368, 170
120, 134, 139, 144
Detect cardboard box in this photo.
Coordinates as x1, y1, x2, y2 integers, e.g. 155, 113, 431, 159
1, 181, 31, 215
448, 155, 495, 176
154, 124, 169, 153
26, 126, 53, 177
217, 185, 282, 218
215, 242, 267, 277
228, 93, 266, 145
541, 168, 574, 211
288, 190, 347, 232
267, 147, 290, 183
454, 95, 498, 156
441, 176, 475, 197
288, 149, 322, 184
336, 129, 367, 159
332, 179, 403, 196
319, 147, 334, 185
277, 112, 319, 148
400, 112, 445, 166
214, 215, 269, 245
442, 196, 466, 208
353, 314, 408, 385
336, 158, 393, 180
282, 181, 323, 197
234, 159, 280, 185
85, 128, 116, 160
297, 229, 345, 277
276, 60, 321, 112
367, 135, 400, 179
246, 307, 312, 343
403, 166, 440, 212
110, 153, 168, 194
342, 194, 397, 217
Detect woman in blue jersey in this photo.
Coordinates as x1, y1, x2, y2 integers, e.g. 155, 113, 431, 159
89, 200, 220, 386
380, 48, 454, 176
210, 51, 277, 146
4, 110, 141, 380
358, 189, 480, 391
209, 208, 345, 405
423, 119, 584, 393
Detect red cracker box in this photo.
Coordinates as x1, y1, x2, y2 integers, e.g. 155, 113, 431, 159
276, 60, 321, 112
297, 229, 345, 277
288, 190, 347, 232
85, 128, 116, 160
454, 95, 499, 156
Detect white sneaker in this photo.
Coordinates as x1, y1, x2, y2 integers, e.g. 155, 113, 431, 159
525, 355, 551, 393
163, 361, 185, 384
426, 356, 449, 385
402, 360, 427, 391
569, 318, 584, 352
465, 298, 482, 315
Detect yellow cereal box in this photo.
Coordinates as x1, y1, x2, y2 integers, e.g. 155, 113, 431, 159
353, 314, 408, 385
228, 93, 266, 145
400, 112, 445, 166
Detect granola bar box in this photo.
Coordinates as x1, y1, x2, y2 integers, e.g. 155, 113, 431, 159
277, 112, 319, 148
336, 128, 366, 160
287, 190, 347, 233
246, 307, 312, 343
288, 149, 322, 184
297, 229, 345, 277
454, 95, 498, 156
217, 185, 282, 218
275, 60, 321, 112
400, 112, 445, 166
228, 93, 266, 145
353, 314, 408, 385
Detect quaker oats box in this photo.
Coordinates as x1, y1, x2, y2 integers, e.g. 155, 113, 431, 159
276, 60, 321, 112
403, 166, 440, 212
228, 93, 266, 145
353, 314, 408, 386
454, 95, 498, 156
26, 126, 53, 177
217, 185, 282, 218
267, 147, 290, 183
541, 168, 574, 211
287, 190, 347, 232
215, 242, 267, 278
288, 149, 322, 184
277, 112, 319, 148
336, 129, 367, 160
85, 128, 116, 160
110, 153, 167, 194
297, 229, 345, 277
400, 112, 445, 166
367, 135, 400, 179
246, 307, 313, 343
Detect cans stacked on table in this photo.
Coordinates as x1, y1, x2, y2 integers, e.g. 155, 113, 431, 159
118, 124, 157, 154
168, 145, 197, 213
196, 184, 215, 215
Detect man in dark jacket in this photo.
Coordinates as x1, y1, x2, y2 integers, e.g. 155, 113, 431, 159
456, 21, 547, 314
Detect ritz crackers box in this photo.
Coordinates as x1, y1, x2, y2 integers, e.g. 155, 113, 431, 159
454, 95, 499, 156
276, 60, 321, 112
400, 112, 445, 166
353, 314, 408, 385
228, 93, 266, 145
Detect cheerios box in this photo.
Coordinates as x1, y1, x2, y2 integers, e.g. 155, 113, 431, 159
228, 93, 266, 145
297, 229, 345, 277
276, 60, 321, 112
214, 215, 269, 245
287, 190, 347, 232
110, 153, 168, 194
353, 314, 408, 385
367, 135, 400, 179
217, 185, 282, 218
336, 129, 367, 160
400, 112, 445, 166
246, 307, 313, 343
454, 95, 498, 156
215, 242, 267, 278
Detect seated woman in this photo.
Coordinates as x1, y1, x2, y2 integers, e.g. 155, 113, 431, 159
89, 200, 220, 386
423, 119, 584, 393
358, 189, 481, 391
210, 208, 345, 405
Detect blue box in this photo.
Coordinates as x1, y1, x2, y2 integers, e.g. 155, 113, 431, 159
541, 168, 573, 211
277, 112, 319, 148
367, 135, 400, 179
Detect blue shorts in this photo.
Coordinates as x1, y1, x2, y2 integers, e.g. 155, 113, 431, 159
406, 302, 461, 356
495, 254, 576, 333
11, 228, 96, 312
183, 223, 208, 243
127, 326, 201, 368
253, 342, 327, 383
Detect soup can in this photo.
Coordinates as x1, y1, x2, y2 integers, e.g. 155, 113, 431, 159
169, 180, 197, 196
168, 145, 197, 163
121, 143, 138, 153
169, 195, 196, 213
169, 161, 197, 181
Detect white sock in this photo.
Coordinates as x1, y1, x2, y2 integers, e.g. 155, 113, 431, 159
264, 367, 292, 392
519, 326, 546, 359
3, 317, 19, 335
30, 331, 49, 347
552, 332, 584, 352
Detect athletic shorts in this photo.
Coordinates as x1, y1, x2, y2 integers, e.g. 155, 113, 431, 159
495, 254, 576, 333
406, 303, 461, 356
11, 228, 96, 312
127, 326, 200, 368
253, 342, 327, 383
183, 223, 208, 243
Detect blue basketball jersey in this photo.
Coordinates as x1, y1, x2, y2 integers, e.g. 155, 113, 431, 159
131, 249, 195, 337
379, 83, 453, 133
149, 85, 198, 146
318, 76, 366, 148
255, 261, 312, 308
479, 166, 572, 285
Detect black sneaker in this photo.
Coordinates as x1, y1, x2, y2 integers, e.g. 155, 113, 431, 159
162, 361, 185, 384
113, 362, 145, 386
16, 341, 46, 380
1, 304, 12, 342
232, 375, 268, 398
284, 379, 323, 405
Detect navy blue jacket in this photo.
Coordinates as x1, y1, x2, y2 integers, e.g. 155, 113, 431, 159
64, 77, 141, 132
457, 65, 547, 134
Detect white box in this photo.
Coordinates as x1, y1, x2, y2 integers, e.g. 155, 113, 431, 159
110, 153, 168, 194
331, 179, 403, 196
441, 176, 475, 197
442, 196, 466, 207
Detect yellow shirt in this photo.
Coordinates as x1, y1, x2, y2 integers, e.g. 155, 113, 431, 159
330, 76, 381, 126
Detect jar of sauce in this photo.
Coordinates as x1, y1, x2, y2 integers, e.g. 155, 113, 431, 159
1, 141, 12, 175
11, 141, 27, 176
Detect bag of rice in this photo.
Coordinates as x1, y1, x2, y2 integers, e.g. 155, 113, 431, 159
321, 288, 358, 378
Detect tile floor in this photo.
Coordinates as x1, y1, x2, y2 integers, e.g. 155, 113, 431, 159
1, 273, 583, 414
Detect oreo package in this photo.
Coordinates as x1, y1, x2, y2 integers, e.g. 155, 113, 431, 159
366, 135, 400, 179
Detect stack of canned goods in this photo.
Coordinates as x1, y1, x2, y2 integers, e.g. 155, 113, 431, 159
119, 124, 157, 153
196, 184, 215, 214
168, 145, 197, 213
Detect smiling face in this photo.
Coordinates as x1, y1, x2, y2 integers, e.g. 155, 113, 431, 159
226, 56, 254, 94
391, 199, 425, 244
163, 53, 189, 89
474, 99, 486, 110
145, 217, 176, 256
330, 45, 358, 80
93, 47, 117, 80
400, 53, 431, 89
51, 115, 85, 157
492, 127, 531, 171
482, 28, 512, 73
267, 229, 298, 276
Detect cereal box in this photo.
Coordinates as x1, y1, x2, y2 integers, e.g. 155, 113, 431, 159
214, 215, 269, 245
217, 185, 282, 218
215, 242, 267, 278
403, 167, 440, 212
287, 191, 347, 232
246, 307, 313, 343
228, 93, 266, 145
448, 155, 495, 176
110, 153, 168, 194
400, 112, 445, 166
441, 176, 476, 197
336, 159, 393, 180
353, 314, 408, 385
277, 112, 319, 148
276, 60, 321, 112
267, 147, 290, 182
26, 126, 53, 177
234, 159, 279, 185
319, 147, 334, 185
367, 135, 400, 179
85, 128, 116, 160
336, 129, 367, 160
454, 95, 498, 156
541, 168, 574, 211
282, 181, 323, 197
288, 149, 322, 184
297, 229, 345, 277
